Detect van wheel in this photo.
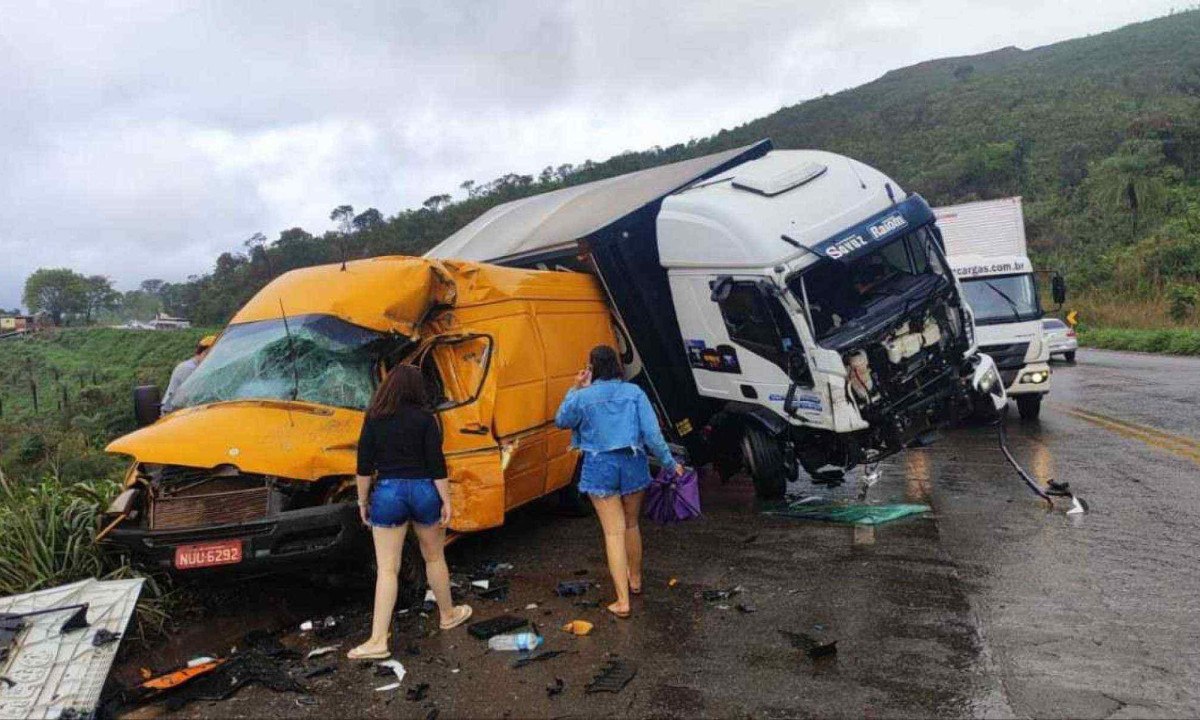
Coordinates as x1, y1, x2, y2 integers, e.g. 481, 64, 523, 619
1017, 395, 1042, 421
1064, 351, 1076, 363
741, 427, 787, 500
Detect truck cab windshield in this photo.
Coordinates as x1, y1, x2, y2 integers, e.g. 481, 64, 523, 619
959, 273, 1042, 325
788, 226, 949, 346
172, 314, 385, 411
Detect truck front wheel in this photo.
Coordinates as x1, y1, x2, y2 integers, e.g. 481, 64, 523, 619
741, 427, 788, 500
1017, 394, 1042, 421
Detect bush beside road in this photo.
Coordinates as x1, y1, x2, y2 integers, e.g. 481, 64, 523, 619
1078, 326, 1200, 355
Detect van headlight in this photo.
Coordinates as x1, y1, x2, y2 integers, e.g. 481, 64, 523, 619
1020, 370, 1049, 384
978, 365, 1000, 392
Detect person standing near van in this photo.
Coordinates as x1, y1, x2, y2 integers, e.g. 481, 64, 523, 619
161, 334, 215, 413
348, 365, 472, 660
555, 345, 684, 618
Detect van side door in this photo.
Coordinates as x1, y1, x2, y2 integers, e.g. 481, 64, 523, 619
412, 334, 506, 531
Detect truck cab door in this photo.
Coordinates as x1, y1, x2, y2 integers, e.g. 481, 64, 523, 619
672, 274, 813, 414
410, 334, 505, 531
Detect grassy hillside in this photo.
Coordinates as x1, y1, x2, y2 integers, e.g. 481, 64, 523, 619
145, 9, 1200, 333
0, 328, 209, 481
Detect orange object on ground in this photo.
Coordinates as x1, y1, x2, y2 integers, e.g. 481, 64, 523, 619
562, 620, 594, 636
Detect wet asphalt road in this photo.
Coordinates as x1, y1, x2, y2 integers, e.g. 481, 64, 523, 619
144, 348, 1200, 719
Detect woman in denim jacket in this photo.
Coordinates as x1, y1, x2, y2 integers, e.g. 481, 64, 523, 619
555, 345, 684, 618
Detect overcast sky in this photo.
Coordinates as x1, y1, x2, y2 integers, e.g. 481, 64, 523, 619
0, 0, 1181, 309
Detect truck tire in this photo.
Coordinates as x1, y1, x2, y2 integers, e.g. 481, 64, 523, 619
741, 426, 787, 500
1064, 351, 1076, 363
1017, 394, 1042, 421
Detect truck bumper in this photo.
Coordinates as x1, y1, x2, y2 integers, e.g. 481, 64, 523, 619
102, 502, 369, 578
1005, 362, 1051, 396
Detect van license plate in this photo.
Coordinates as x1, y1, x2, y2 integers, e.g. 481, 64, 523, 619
174, 540, 243, 570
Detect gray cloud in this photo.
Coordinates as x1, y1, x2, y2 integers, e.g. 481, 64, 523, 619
0, 0, 1179, 308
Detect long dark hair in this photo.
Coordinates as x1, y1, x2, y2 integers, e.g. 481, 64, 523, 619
589, 345, 623, 381
367, 364, 427, 419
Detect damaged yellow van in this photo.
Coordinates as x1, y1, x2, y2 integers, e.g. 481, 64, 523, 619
100, 257, 616, 575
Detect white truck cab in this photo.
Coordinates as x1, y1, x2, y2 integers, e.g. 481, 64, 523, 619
934, 197, 1057, 420
430, 141, 996, 497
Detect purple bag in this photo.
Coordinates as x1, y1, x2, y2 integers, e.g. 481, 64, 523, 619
645, 467, 701, 523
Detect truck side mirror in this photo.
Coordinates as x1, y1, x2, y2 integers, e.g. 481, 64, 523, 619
1051, 275, 1066, 306
709, 276, 733, 303
133, 385, 161, 427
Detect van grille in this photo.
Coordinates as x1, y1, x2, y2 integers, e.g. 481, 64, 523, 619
150, 470, 271, 530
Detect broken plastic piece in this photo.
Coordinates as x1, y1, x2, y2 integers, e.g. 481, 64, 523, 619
699, 586, 741, 602
470, 580, 490, 590
781, 630, 838, 659
586, 659, 637, 694
512, 650, 566, 668
736, 603, 757, 614
91, 628, 121, 647
378, 659, 406, 683
668, 578, 678, 587
406, 682, 430, 701
467, 614, 528, 640
562, 620, 594, 636
546, 677, 565, 698
376, 682, 401, 692
524, 603, 539, 610
556, 580, 590, 597
187, 656, 216, 668
306, 645, 339, 659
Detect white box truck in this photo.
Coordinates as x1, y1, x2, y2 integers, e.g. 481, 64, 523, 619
933, 197, 1065, 420
429, 140, 1007, 498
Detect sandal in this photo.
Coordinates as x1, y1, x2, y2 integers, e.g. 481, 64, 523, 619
439, 604, 473, 630
347, 644, 392, 661
607, 602, 631, 619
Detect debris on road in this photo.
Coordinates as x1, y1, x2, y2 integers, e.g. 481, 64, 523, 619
471, 580, 491, 590
512, 650, 568, 669
524, 603, 539, 610
476, 581, 510, 600
377, 660, 407, 684
699, 586, 742, 602
467, 615, 528, 640
487, 632, 543, 652
586, 659, 637, 694
556, 580, 590, 597
668, 578, 679, 587
736, 602, 757, 614
562, 620, 594, 636
574, 600, 600, 609
546, 678, 565, 698
406, 682, 430, 701
781, 630, 838, 659
306, 645, 339, 659
764, 502, 931, 525
376, 682, 401, 692
302, 663, 336, 679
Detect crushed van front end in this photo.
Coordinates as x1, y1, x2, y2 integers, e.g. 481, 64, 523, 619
100, 462, 367, 577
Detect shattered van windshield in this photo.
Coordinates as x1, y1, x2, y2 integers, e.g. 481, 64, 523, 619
173, 314, 383, 411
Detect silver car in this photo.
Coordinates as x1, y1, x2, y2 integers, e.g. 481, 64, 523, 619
1043, 318, 1078, 362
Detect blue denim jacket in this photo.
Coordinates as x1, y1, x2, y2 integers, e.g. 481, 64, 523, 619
554, 379, 678, 472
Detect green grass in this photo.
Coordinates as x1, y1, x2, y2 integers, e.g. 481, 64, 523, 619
1077, 327, 1200, 355
0, 470, 175, 637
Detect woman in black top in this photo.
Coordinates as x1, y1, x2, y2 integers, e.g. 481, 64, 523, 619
348, 365, 472, 660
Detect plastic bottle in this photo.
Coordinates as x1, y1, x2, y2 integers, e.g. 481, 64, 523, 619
487, 632, 543, 652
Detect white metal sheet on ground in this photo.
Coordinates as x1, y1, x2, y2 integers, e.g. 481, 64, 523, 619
0, 578, 144, 719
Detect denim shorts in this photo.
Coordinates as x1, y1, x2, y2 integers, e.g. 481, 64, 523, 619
578, 450, 652, 498
370, 478, 442, 528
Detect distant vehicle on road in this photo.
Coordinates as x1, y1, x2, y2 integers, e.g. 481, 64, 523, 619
1043, 318, 1078, 362
934, 197, 1065, 421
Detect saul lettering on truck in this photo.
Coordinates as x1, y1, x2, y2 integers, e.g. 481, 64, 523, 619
99, 258, 617, 575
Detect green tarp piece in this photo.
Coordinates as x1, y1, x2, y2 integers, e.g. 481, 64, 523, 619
764, 503, 931, 525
